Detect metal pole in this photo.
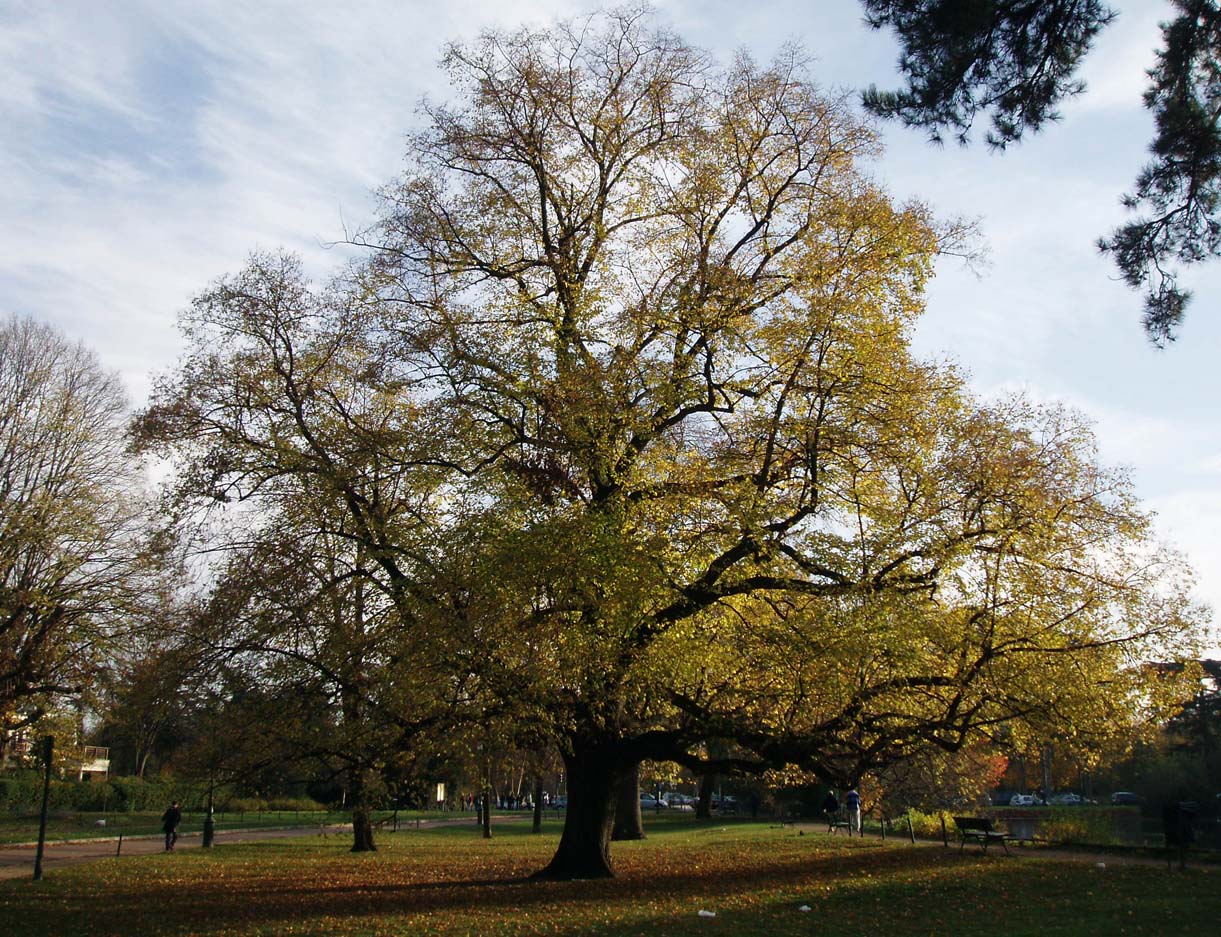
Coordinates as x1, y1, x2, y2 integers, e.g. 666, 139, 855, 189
203, 777, 215, 848
33, 736, 53, 881
1178, 809, 1186, 871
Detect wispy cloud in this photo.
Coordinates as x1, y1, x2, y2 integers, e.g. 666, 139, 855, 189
1, 0, 1216, 644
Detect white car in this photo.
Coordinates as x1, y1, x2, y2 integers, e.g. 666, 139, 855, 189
1009, 794, 1039, 807
1048, 793, 1084, 806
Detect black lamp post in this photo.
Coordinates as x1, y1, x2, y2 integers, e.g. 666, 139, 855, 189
203, 775, 215, 848
33, 736, 53, 881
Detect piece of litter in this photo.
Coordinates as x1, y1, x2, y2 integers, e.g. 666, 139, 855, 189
698, 910, 717, 918
1096, 862, 1106, 869
798, 905, 812, 912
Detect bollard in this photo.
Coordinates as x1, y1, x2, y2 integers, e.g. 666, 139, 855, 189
907, 816, 916, 844
116, 835, 123, 856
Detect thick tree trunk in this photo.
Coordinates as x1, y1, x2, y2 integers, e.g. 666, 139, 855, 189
533, 744, 624, 880
482, 782, 493, 839
350, 770, 377, 852
696, 770, 716, 819
351, 804, 377, 852
611, 761, 645, 841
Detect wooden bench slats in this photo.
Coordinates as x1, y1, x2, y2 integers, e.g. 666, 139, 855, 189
952, 816, 1011, 856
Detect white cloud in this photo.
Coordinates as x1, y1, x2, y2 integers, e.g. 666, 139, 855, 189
0, 0, 1216, 645
1069, 0, 1169, 113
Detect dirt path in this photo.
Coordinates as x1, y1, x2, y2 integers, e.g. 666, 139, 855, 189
785, 821, 1212, 870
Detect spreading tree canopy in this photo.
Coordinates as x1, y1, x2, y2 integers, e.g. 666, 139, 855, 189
140, 11, 1205, 880
0, 316, 153, 734
135, 260, 467, 850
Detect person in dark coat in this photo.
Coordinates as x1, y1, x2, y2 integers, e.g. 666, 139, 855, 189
821, 790, 839, 831
161, 801, 182, 851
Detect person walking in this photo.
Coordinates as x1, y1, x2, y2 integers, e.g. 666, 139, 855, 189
821, 790, 839, 832
161, 801, 182, 852
845, 787, 861, 834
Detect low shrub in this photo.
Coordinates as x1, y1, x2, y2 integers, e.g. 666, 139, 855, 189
264, 797, 326, 812
894, 807, 956, 839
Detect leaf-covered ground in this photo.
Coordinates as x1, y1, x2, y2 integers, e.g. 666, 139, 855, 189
1, 818, 1214, 936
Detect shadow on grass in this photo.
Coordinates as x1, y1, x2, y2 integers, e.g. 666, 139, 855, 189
3, 825, 1212, 937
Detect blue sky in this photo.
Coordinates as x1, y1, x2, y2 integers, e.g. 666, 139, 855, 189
2, 0, 1217, 649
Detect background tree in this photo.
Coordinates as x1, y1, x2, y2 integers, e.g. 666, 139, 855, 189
1099, 659, 1219, 803
0, 315, 153, 734
95, 636, 197, 779
862, 0, 1221, 343
135, 263, 470, 852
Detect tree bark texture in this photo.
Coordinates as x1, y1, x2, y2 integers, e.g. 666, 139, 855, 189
611, 761, 645, 841
533, 744, 624, 880
696, 770, 716, 820
350, 804, 376, 852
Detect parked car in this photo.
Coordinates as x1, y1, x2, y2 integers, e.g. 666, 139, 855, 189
1048, 793, 1084, 806
663, 792, 695, 810
1110, 791, 1145, 806
1009, 794, 1039, 807
640, 793, 665, 810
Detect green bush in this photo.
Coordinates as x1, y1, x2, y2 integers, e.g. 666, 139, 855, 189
0, 773, 201, 813
0, 773, 41, 811
264, 797, 326, 812
982, 805, 1143, 846
895, 807, 956, 839
0, 774, 325, 815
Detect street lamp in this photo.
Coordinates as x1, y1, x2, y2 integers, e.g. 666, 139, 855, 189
203, 774, 215, 848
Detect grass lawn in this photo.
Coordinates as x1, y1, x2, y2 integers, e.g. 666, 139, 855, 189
1, 817, 1215, 936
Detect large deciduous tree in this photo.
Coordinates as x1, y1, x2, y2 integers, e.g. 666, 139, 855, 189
142, 11, 1205, 880
0, 315, 150, 734
366, 12, 1199, 878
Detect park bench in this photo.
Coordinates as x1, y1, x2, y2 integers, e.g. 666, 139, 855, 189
953, 816, 1011, 855
827, 808, 853, 836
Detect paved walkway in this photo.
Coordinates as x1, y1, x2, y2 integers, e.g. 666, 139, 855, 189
0, 815, 506, 881
0, 824, 357, 881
